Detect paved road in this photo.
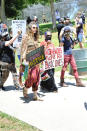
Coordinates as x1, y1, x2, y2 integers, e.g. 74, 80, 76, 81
0, 72, 87, 131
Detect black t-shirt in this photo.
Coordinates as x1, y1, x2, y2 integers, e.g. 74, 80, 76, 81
76, 22, 83, 35
57, 23, 64, 38
60, 37, 73, 55
81, 14, 85, 24
0, 41, 15, 64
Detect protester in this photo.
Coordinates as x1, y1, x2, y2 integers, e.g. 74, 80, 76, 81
81, 12, 85, 33
57, 18, 65, 42
55, 9, 60, 22
59, 17, 76, 42
33, 16, 39, 29
0, 29, 22, 90
59, 26, 85, 87
76, 15, 84, 48
40, 31, 58, 92
42, 13, 46, 23
27, 16, 32, 25
8, 28, 21, 89
20, 21, 40, 100
64, 16, 72, 26
75, 12, 82, 24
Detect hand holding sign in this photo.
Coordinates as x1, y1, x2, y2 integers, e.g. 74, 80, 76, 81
17, 30, 22, 35
12, 20, 26, 47
26, 46, 46, 69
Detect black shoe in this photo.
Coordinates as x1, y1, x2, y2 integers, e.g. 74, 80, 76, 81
1, 86, 6, 90
0, 85, 4, 90
49, 86, 58, 92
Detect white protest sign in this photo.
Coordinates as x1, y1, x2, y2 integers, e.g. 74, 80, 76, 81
42, 47, 64, 70
12, 20, 26, 47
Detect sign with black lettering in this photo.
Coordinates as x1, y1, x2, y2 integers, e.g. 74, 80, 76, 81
12, 20, 26, 47
26, 46, 46, 69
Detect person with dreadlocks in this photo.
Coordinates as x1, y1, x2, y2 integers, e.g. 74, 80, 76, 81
20, 21, 40, 100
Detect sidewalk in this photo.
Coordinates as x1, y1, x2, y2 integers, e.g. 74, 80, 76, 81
0, 72, 87, 131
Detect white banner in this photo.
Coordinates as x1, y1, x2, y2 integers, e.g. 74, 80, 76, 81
12, 20, 26, 47
42, 47, 64, 70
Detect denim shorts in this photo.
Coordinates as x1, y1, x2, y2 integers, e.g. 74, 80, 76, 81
77, 33, 83, 42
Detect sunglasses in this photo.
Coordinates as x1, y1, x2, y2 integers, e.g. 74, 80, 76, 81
32, 26, 37, 29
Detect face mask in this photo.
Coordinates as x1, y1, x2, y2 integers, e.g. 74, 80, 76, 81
45, 35, 51, 41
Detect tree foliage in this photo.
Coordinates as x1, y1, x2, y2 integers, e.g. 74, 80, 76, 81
5, 0, 27, 18
3, 0, 61, 18
27, 0, 61, 5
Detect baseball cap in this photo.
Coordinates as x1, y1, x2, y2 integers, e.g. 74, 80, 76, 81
64, 26, 71, 32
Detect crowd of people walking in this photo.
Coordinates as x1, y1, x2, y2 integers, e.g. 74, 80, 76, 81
0, 10, 86, 101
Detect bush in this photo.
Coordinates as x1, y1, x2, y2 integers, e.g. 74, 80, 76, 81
39, 22, 57, 35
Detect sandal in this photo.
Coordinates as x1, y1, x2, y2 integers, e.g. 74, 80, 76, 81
23, 87, 29, 98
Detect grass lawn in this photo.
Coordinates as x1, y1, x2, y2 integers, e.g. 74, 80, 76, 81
0, 111, 41, 131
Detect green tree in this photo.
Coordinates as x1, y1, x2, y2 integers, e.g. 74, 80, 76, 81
0, 0, 27, 22
0, 0, 61, 28
27, 0, 61, 28
5, 0, 27, 18
50, 0, 56, 29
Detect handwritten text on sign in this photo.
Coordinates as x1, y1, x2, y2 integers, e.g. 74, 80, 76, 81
26, 46, 46, 69
43, 47, 64, 70
12, 20, 26, 47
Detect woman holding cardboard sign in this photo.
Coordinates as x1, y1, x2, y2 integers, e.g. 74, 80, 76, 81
20, 21, 40, 100
40, 31, 58, 92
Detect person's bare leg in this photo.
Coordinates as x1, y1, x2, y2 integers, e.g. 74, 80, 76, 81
79, 42, 84, 48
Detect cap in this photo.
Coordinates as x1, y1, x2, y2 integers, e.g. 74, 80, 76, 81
59, 18, 64, 23
64, 26, 71, 32
65, 16, 70, 20
45, 31, 52, 37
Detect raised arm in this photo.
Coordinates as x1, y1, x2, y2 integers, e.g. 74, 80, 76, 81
5, 30, 22, 46
59, 42, 64, 47
20, 34, 28, 64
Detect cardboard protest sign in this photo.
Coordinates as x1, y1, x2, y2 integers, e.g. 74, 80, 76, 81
12, 20, 26, 68
12, 20, 26, 47
26, 45, 46, 69
43, 47, 64, 70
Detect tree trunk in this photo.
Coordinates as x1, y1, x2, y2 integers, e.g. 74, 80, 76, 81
1, 0, 6, 22
50, 0, 56, 29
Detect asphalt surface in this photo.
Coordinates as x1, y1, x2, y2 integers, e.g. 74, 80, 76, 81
0, 72, 87, 131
